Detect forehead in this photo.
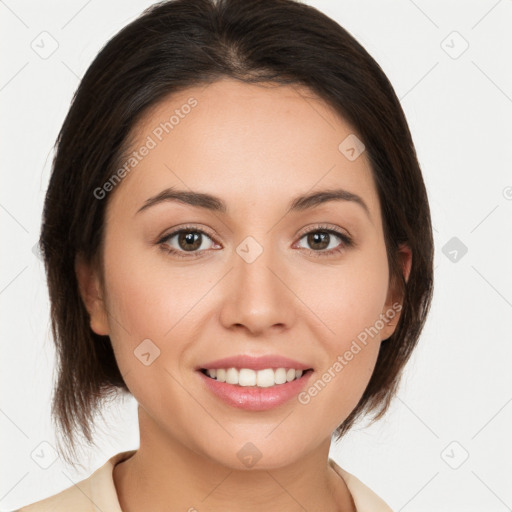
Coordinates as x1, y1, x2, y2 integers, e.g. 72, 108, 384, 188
107, 78, 379, 221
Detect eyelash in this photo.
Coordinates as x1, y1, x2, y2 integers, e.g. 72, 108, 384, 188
157, 224, 354, 259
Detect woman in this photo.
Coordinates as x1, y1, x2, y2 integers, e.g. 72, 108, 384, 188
17, 0, 434, 510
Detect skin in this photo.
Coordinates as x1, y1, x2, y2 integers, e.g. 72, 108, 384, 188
76, 77, 411, 511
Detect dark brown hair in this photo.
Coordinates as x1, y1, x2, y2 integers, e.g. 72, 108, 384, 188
40, 0, 434, 464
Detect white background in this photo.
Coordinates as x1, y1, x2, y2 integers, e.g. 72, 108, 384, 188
1, 1, 511, 510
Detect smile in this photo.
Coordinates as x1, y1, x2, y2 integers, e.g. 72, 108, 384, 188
200, 367, 311, 387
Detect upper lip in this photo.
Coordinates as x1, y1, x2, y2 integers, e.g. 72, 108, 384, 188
197, 355, 313, 371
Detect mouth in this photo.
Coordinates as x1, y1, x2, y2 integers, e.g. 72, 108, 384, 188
197, 365, 315, 411
199, 367, 314, 388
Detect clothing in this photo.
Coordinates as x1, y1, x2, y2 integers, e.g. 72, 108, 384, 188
16, 450, 393, 511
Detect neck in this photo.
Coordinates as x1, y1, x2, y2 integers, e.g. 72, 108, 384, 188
113, 407, 355, 512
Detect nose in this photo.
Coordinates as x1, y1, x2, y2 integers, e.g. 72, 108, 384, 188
218, 240, 296, 336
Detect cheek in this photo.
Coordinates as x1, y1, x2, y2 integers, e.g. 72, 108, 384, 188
99, 248, 196, 405
102, 238, 201, 337
299, 243, 390, 345
295, 245, 389, 415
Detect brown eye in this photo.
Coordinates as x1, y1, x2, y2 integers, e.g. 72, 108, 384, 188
297, 228, 351, 255
158, 227, 217, 257
305, 231, 331, 251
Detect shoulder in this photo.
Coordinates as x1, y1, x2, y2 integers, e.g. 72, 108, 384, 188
14, 450, 137, 512
329, 458, 394, 512
14, 481, 93, 512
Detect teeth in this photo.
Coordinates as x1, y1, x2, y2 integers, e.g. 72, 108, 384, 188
204, 367, 306, 387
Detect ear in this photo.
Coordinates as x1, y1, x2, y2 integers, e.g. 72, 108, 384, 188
379, 243, 412, 341
75, 252, 110, 336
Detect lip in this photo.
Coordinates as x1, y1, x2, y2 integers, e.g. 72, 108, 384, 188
196, 354, 313, 371
197, 368, 314, 411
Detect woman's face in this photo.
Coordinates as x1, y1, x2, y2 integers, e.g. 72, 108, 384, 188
78, 77, 410, 469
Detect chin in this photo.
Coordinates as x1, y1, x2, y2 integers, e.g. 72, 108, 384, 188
196, 434, 314, 472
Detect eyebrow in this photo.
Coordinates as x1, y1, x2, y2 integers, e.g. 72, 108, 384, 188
136, 187, 371, 219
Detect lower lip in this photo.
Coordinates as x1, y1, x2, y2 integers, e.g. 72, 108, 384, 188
197, 370, 313, 411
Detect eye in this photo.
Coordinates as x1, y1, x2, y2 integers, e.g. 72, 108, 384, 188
295, 225, 353, 257
157, 226, 219, 258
